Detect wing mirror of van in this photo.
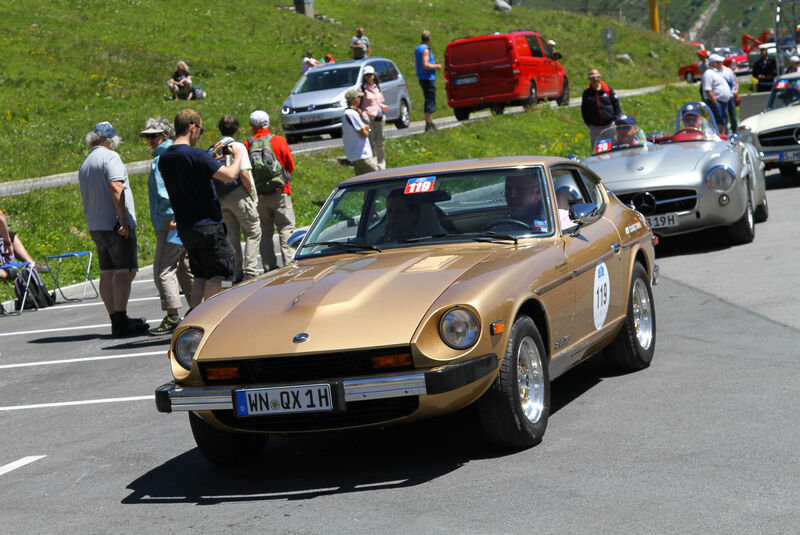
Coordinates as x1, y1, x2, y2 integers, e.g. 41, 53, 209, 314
552, 52, 562, 60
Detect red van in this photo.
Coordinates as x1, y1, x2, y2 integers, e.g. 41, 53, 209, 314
444, 30, 569, 120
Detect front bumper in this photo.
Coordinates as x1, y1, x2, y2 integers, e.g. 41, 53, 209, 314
155, 353, 498, 413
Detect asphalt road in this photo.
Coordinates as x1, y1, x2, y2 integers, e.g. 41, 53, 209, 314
1, 171, 798, 534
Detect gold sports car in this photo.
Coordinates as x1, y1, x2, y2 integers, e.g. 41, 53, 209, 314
155, 156, 658, 465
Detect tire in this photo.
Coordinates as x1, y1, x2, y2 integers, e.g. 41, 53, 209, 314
286, 134, 300, 145
729, 190, 755, 244
477, 315, 550, 449
189, 412, 268, 466
685, 71, 695, 83
329, 129, 342, 139
778, 164, 798, 177
454, 107, 470, 121
604, 262, 656, 372
522, 82, 538, 110
394, 100, 410, 129
556, 79, 569, 107
490, 105, 505, 116
755, 194, 769, 223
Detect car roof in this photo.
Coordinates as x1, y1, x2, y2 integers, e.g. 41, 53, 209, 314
338, 156, 569, 187
448, 30, 541, 45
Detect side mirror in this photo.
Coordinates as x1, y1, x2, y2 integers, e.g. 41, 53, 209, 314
287, 229, 308, 248
569, 202, 598, 221
553, 52, 562, 60
566, 153, 579, 161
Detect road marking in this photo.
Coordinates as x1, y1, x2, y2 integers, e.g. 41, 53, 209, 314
36, 296, 161, 311
0, 350, 165, 369
0, 395, 153, 412
0, 456, 47, 476
0, 320, 158, 337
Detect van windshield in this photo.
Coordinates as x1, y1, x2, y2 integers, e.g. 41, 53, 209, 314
293, 67, 360, 94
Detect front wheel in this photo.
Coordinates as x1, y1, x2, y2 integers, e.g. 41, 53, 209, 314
604, 262, 656, 372
755, 194, 769, 223
394, 100, 410, 129
478, 315, 550, 449
685, 71, 695, 83
556, 79, 569, 106
729, 190, 755, 244
453, 107, 470, 121
189, 412, 268, 466
523, 82, 538, 110
490, 105, 505, 116
286, 134, 300, 145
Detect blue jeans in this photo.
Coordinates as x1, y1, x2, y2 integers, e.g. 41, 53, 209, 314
726, 99, 738, 133
710, 101, 728, 134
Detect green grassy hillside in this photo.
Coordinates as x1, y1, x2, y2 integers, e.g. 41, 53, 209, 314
1, 0, 691, 182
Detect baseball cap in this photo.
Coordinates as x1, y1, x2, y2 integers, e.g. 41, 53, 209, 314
363, 65, 376, 75
697, 49, 709, 57
92, 121, 117, 138
344, 88, 363, 102
708, 53, 725, 63
682, 103, 701, 116
249, 110, 270, 128
615, 114, 636, 126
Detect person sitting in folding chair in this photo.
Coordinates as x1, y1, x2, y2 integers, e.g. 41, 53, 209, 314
0, 210, 49, 281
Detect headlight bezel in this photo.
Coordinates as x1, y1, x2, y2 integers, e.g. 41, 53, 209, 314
173, 328, 204, 370
706, 164, 736, 193
439, 306, 481, 350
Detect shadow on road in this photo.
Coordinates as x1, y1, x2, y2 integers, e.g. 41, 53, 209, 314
122, 352, 626, 505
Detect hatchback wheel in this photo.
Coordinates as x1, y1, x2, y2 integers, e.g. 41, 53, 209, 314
394, 100, 410, 129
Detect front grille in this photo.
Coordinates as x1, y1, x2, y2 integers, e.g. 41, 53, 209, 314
616, 188, 699, 216
288, 102, 340, 113
283, 118, 341, 131
199, 347, 414, 385
212, 396, 419, 431
759, 127, 800, 148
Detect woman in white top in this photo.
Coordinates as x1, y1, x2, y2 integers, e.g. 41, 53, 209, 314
360, 66, 388, 170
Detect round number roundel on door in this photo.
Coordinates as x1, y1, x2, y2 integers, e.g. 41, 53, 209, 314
593, 262, 610, 330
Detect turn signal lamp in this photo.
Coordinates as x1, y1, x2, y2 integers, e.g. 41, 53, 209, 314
371, 353, 413, 370
490, 321, 505, 335
205, 367, 241, 380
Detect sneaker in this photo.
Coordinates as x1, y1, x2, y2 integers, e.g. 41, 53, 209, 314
111, 316, 150, 338
150, 315, 180, 335
34, 262, 50, 273
425, 122, 438, 132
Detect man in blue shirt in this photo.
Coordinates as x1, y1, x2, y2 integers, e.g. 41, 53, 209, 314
158, 109, 245, 308
415, 29, 442, 132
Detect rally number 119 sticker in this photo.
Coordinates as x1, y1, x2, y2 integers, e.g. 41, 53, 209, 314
593, 262, 610, 330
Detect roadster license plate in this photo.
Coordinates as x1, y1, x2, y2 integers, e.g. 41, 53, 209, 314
781, 150, 800, 162
646, 213, 679, 229
235, 384, 332, 417
455, 75, 478, 86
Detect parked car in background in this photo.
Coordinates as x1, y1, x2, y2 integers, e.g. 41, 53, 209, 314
711, 45, 750, 74
678, 49, 746, 83
281, 58, 411, 144
582, 101, 767, 244
444, 30, 569, 121
739, 72, 800, 176
156, 156, 657, 465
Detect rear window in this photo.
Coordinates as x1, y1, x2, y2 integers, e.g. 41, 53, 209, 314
448, 38, 509, 66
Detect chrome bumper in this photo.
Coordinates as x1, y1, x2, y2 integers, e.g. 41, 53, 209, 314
155, 354, 498, 413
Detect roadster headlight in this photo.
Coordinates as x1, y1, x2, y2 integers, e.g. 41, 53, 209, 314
706, 165, 735, 192
439, 307, 480, 350
174, 328, 204, 370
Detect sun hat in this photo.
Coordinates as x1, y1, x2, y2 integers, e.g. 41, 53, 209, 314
363, 65, 376, 75
139, 125, 164, 137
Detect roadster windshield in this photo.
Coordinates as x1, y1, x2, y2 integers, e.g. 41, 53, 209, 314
296, 168, 553, 257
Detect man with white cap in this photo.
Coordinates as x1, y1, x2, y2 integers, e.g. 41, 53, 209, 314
701, 54, 732, 134
785, 56, 800, 74
244, 110, 296, 272
79, 121, 147, 337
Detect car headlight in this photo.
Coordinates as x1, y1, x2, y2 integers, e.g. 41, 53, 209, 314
706, 165, 736, 192
282, 106, 292, 115
338, 98, 347, 108
439, 307, 480, 350
174, 328, 204, 370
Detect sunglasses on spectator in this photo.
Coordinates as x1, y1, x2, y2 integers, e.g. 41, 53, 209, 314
191, 123, 205, 135
144, 133, 162, 139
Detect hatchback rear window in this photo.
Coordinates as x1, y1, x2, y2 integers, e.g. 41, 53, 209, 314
293, 67, 360, 93
449, 38, 509, 66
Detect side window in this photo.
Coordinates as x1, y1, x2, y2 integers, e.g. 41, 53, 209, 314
540, 36, 555, 60
374, 61, 395, 82
551, 168, 587, 211
575, 168, 606, 211
526, 36, 543, 58
515, 36, 531, 57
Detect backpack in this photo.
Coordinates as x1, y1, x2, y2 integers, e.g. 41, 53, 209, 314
192, 87, 207, 100
14, 265, 55, 311
248, 135, 285, 195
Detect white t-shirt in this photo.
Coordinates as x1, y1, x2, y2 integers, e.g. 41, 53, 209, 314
701, 68, 732, 103
301, 56, 319, 73
342, 108, 373, 162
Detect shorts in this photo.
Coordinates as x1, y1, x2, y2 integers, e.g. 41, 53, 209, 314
419, 79, 436, 114
180, 223, 235, 281
89, 230, 139, 273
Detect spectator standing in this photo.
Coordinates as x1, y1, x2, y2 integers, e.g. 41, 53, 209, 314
720, 62, 741, 134
212, 115, 262, 283
785, 56, 800, 74
360, 65, 388, 170
139, 117, 193, 335
158, 109, 244, 307
78, 122, 147, 337
701, 54, 733, 135
753, 48, 778, 92
581, 69, 622, 149
244, 111, 297, 272
342, 89, 379, 176
415, 29, 442, 132
324, 53, 335, 64
301, 50, 320, 74
168, 61, 193, 100
350, 27, 371, 59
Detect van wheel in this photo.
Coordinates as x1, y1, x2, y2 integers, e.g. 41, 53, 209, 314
523, 83, 538, 110
556, 79, 569, 106
454, 108, 470, 121
394, 100, 410, 129
685, 71, 695, 83
490, 105, 505, 115
189, 412, 268, 466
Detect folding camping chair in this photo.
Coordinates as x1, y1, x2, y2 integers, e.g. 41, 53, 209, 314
44, 250, 98, 302
1, 261, 34, 315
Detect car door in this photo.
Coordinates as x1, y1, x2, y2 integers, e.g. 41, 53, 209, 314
524, 35, 548, 95
539, 34, 560, 95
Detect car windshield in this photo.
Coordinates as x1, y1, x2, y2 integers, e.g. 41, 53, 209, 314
653, 101, 720, 143
297, 167, 553, 257
293, 66, 360, 94
767, 77, 800, 110
592, 124, 648, 155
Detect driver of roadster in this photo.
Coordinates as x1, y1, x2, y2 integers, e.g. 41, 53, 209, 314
613, 114, 640, 147
681, 104, 703, 130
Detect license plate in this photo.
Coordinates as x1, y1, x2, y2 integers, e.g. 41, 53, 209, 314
299, 113, 325, 124
646, 213, 679, 229
781, 150, 800, 162
235, 384, 332, 417
455, 75, 478, 86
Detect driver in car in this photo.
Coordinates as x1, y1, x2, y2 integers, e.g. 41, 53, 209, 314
384, 189, 420, 241
681, 104, 704, 130
613, 114, 640, 148
504, 174, 547, 230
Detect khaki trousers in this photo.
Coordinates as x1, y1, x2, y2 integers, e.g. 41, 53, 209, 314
220, 187, 262, 278
257, 192, 296, 271
368, 117, 386, 169
153, 229, 193, 311
352, 157, 380, 176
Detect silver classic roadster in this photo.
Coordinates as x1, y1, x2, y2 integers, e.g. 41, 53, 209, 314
582, 102, 767, 244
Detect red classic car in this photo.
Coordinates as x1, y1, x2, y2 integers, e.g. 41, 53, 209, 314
678, 46, 750, 83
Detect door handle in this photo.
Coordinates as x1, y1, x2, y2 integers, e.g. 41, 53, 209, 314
611, 242, 621, 254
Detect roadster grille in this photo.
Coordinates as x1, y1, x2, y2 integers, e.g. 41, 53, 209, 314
199, 347, 415, 385
616, 189, 699, 216
758, 127, 800, 148
212, 397, 419, 431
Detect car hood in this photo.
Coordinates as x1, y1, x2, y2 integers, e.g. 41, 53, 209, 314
740, 106, 800, 133
284, 88, 347, 109
192, 249, 497, 359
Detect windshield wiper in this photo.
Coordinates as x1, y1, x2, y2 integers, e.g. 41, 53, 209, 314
403, 232, 519, 244
303, 241, 382, 252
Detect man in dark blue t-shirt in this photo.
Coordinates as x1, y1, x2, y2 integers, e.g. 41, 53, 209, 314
158, 108, 245, 307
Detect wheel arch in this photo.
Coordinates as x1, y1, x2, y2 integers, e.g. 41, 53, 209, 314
515, 298, 550, 361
